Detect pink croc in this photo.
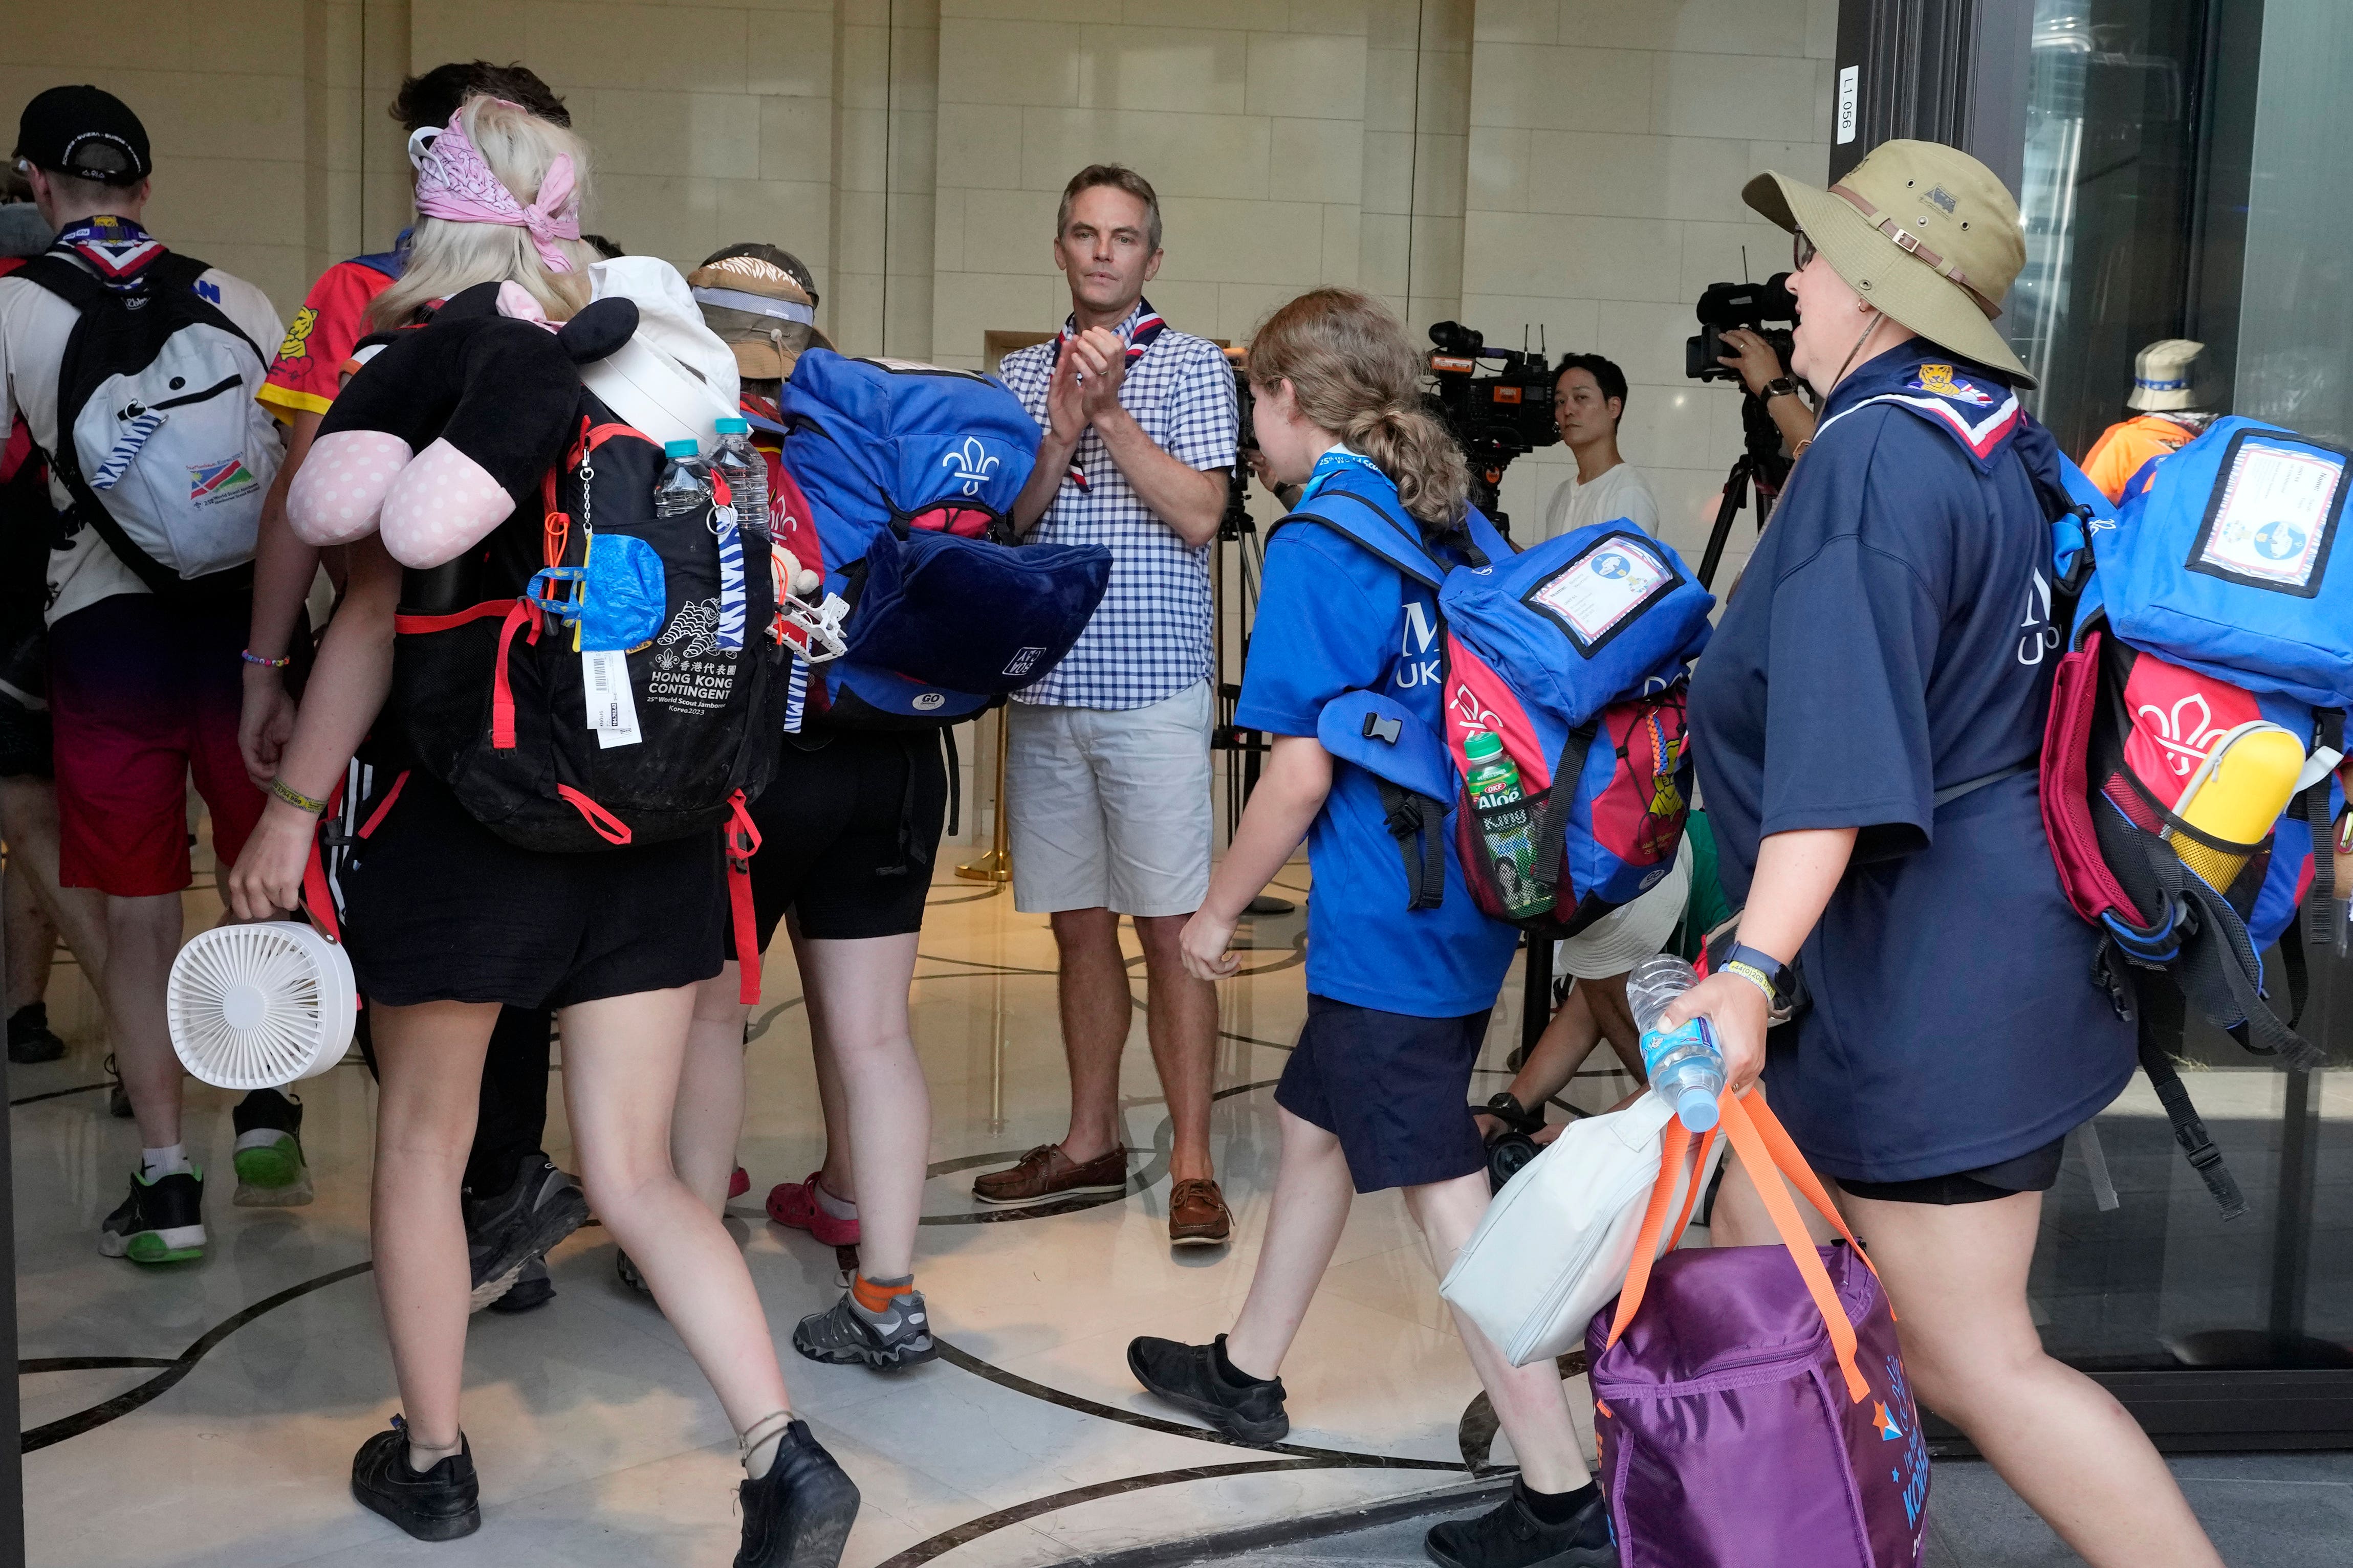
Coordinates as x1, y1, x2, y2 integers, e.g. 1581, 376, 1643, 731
766, 1170, 859, 1247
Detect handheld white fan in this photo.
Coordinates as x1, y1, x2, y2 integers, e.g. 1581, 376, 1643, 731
167, 922, 358, 1089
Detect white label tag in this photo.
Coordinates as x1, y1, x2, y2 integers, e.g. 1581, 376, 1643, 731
582, 650, 643, 748
1531, 536, 1670, 648
1837, 66, 1859, 145
2198, 439, 2342, 590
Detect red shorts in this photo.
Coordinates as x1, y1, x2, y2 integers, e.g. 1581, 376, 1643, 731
49, 592, 266, 897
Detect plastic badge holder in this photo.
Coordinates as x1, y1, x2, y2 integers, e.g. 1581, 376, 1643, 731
166, 921, 358, 1089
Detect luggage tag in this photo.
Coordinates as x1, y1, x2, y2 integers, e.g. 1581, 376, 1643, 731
581, 648, 643, 748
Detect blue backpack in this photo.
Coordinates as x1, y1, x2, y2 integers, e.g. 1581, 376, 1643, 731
769, 350, 1112, 730
2028, 414, 2348, 1217
1281, 472, 1714, 935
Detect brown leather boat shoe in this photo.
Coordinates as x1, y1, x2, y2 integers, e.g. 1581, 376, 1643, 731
1168, 1177, 1232, 1247
971, 1143, 1129, 1205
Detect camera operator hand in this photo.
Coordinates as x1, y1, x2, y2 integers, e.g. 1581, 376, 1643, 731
1718, 327, 1818, 457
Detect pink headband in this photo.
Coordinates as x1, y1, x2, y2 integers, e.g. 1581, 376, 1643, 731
413, 108, 581, 274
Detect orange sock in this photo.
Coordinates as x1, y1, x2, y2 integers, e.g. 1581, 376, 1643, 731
851, 1272, 913, 1313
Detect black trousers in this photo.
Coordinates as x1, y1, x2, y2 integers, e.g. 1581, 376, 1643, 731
353, 1004, 553, 1196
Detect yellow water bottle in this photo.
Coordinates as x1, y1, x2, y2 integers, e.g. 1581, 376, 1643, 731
2170, 724, 2306, 890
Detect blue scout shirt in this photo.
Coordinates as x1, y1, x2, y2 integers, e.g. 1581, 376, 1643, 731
1238, 454, 1520, 1019
1687, 347, 2134, 1185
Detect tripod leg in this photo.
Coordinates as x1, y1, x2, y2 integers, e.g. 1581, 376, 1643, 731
1695, 458, 1752, 594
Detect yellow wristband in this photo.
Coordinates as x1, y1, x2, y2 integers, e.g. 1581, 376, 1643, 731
1723, 960, 1779, 1006
270, 778, 328, 816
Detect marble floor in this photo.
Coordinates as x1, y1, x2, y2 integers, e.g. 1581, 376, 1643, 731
13, 847, 2352, 1568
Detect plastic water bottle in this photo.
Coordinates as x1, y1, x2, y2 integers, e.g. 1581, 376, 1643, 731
1463, 731, 1550, 920
712, 416, 769, 534
1625, 953, 1726, 1132
653, 438, 709, 518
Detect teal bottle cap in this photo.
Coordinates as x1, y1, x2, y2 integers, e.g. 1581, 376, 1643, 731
715, 416, 749, 434
664, 438, 700, 458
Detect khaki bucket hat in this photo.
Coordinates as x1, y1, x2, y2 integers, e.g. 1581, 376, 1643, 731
1743, 139, 2033, 387
2127, 338, 2204, 411
688, 255, 830, 381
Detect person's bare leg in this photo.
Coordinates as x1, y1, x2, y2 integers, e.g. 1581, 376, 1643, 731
1, 776, 108, 991
562, 985, 794, 1434
1132, 913, 1216, 1183
1580, 973, 1648, 1081
1051, 906, 1132, 1163
1837, 1188, 2223, 1568
104, 893, 185, 1150
676, 966, 751, 1216
1406, 1172, 1591, 1494
795, 915, 857, 1202
1483, 984, 1605, 1139
792, 932, 927, 1280
4, 858, 57, 1014
1222, 1108, 1353, 1378
369, 999, 499, 1456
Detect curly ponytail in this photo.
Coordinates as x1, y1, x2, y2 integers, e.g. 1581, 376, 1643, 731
1248, 289, 1468, 528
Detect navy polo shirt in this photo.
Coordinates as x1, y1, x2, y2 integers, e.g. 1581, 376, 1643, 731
1687, 347, 2134, 1184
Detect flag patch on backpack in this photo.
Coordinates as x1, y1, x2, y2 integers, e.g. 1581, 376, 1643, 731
189, 456, 259, 506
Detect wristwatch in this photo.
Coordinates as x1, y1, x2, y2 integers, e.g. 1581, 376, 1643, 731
1720, 941, 1796, 1009
1761, 376, 1801, 402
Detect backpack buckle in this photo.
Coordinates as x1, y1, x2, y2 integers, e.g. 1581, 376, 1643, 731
527, 566, 587, 622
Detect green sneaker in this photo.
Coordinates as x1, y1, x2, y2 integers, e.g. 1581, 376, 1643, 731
99, 1168, 206, 1264
232, 1089, 314, 1206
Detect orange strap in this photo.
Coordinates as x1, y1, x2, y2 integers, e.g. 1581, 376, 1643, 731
1604, 1115, 1692, 1361
1741, 1091, 1881, 1293
1607, 1090, 1872, 1403
725, 789, 764, 1004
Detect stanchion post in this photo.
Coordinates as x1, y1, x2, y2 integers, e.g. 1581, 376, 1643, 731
956, 707, 1011, 884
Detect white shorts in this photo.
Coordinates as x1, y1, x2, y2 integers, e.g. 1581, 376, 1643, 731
1556, 836, 1694, 981
1006, 681, 1213, 917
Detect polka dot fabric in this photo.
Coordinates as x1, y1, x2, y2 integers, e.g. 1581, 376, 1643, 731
287, 430, 414, 545
381, 437, 518, 568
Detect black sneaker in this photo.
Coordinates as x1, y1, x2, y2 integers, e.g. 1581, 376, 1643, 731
735, 1418, 860, 1568
98, 1168, 206, 1264
102, 1054, 133, 1118
486, 1256, 555, 1314
351, 1416, 481, 1542
232, 1088, 314, 1206
7, 1002, 64, 1064
463, 1155, 589, 1311
1424, 1483, 1617, 1568
793, 1287, 937, 1372
1126, 1334, 1288, 1445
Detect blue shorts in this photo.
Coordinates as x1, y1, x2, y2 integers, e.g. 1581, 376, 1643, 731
1275, 994, 1491, 1194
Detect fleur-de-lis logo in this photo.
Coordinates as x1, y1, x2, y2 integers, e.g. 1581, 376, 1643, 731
940, 436, 1000, 496
1448, 679, 1502, 738
2137, 692, 2222, 777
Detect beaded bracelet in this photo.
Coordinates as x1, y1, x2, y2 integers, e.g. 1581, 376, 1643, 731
270, 778, 328, 815
241, 649, 293, 669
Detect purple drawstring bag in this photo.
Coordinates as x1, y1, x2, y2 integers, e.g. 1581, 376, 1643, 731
1585, 1092, 1931, 1568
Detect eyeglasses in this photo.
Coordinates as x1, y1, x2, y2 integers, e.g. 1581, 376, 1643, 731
1792, 228, 1817, 273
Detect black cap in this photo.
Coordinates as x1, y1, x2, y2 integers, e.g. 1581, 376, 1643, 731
14, 86, 151, 188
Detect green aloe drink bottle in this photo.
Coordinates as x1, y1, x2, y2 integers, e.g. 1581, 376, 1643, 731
1463, 731, 1550, 920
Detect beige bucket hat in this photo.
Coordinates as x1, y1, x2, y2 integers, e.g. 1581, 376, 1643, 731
688, 254, 830, 381
2127, 338, 2204, 411
1743, 139, 2033, 386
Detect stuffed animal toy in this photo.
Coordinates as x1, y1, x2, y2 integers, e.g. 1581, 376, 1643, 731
288, 281, 638, 567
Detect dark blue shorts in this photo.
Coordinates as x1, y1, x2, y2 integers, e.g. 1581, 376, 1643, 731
1275, 994, 1491, 1194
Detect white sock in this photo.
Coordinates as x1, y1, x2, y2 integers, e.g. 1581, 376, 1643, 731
141, 1144, 190, 1180
813, 1180, 857, 1221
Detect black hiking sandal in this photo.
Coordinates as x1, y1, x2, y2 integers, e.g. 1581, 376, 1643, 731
352, 1416, 481, 1541
232, 1088, 314, 1206
8, 1002, 64, 1064
463, 1154, 588, 1311
1126, 1334, 1289, 1445
735, 1418, 860, 1568
98, 1168, 206, 1264
1424, 1482, 1617, 1568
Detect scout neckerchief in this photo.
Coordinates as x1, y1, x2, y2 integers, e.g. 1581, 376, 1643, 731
50, 215, 166, 294
1296, 446, 1383, 506
1810, 348, 2023, 468
1050, 297, 1167, 492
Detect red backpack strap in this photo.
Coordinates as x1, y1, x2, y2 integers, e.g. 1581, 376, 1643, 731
725, 789, 764, 1004
491, 600, 544, 749
298, 775, 352, 943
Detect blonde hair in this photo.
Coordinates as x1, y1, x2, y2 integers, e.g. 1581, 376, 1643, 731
371, 97, 595, 330
1248, 289, 1467, 527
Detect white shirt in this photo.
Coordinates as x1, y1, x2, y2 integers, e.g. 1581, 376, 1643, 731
0, 251, 282, 623
1540, 458, 1661, 544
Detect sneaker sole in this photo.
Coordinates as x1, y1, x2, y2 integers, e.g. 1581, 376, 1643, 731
353, 1484, 482, 1543
469, 1262, 526, 1312
792, 1328, 939, 1372
101, 1224, 207, 1265
470, 1184, 592, 1308
233, 1135, 310, 1187
1125, 1342, 1289, 1446
1169, 1229, 1231, 1248
971, 1178, 1129, 1206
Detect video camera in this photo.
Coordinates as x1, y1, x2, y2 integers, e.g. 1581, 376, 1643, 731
1424, 321, 1560, 535
1684, 274, 1797, 383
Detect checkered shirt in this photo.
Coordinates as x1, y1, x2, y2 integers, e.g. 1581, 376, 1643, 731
999, 303, 1237, 710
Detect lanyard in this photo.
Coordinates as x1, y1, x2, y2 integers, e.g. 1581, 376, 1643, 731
1295, 447, 1383, 505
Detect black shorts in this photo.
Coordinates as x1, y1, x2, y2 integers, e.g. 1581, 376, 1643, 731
340, 768, 725, 1010
1275, 993, 1492, 1194
734, 728, 948, 951
0, 694, 50, 779
1839, 1137, 2066, 1206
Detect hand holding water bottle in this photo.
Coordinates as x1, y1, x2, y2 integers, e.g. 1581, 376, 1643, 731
1626, 954, 1729, 1131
